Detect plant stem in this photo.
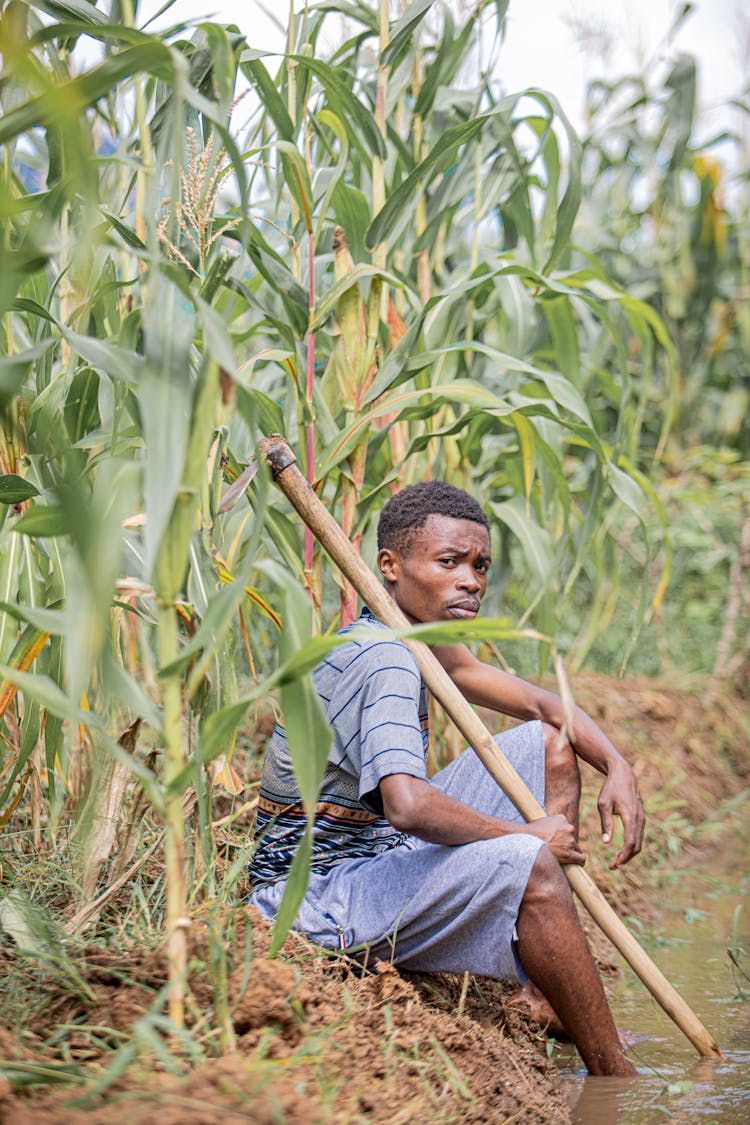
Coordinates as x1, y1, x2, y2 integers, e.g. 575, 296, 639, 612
372, 0, 388, 277
158, 600, 188, 1028
298, 8, 317, 605
465, 14, 483, 370
708, 502, 750, 700
287, 0, 301, 280
412, 53, 430, 306
304, 214, 315, 578
121, 0, 153, 245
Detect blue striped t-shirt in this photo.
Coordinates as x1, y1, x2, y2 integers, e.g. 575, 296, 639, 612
248, 608, 429, 888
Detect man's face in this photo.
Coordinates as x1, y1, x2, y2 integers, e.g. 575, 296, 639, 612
377, 513, 491, 624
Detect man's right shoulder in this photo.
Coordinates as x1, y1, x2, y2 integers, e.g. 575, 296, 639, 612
318, 625, 419, 685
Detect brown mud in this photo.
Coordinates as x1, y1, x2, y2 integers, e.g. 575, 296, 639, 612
1, 675, 748, 1124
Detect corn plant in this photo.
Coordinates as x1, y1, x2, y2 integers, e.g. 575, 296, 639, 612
0, 0, 687, 1040
557, 33, 750, 677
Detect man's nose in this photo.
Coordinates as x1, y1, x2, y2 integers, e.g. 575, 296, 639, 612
456, 567, 480, 591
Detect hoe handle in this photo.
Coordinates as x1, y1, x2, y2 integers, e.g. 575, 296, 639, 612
259, 435, 722, 1060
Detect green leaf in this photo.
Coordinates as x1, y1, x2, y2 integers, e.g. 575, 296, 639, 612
159, 573, 250, 685
413, 8, 474, 117
268, 826, 312, 958
0, 43, 175, 145
0, 702, 40, 813
195, 298, 237, 375
290, 54, 386, 160
366, 115, 486, 248
277, 141, 314, 233
490, 497, 554, 586
197, 700, 250, 770
101, 651, 163, 734
0, 1061, 85, 1089
29, 19, 155, 52
0, 476, 40, 504
30, 1, 108, 26
13, 507, 69, 538
0, 664, 77, 720
524, 91, 582, 271
331, 180, 371, 263
275, 633, 353, 684
0, 341, 57, 402
387, 617, 543, 647
97, 207, 146, 250
240, 57, 294, 141
10, 298, 59, 326
141, 276, 196, 576
543, 297, 580, 384
313, 263, 405, 330
319, 379, 501, 473
278, 596, 332, 817
62, 329, 144, 384
665, 53, 696, 171
313, 109, 350, 252
152, 359, 220, 603
0, 600, 66, 634
608, 464, 648, 521
235, 383, 285, 438
407, 341, 593, 422
381, 0, 434, 66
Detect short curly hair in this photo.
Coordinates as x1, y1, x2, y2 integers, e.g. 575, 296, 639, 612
377, 481, 489, 554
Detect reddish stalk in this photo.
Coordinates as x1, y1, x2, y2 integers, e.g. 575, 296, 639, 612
304, 219, 315, 574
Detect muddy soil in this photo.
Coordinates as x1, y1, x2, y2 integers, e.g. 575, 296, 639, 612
1, 907, 567, 1124
1, 676, 748, 1124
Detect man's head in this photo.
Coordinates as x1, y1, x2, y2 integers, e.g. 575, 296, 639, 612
377, 481, 489, 554
376, 482, 491, 624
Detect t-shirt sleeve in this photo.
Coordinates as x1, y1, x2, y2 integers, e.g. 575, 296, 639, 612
327, 639, 427, 812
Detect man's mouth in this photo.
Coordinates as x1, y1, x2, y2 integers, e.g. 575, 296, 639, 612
446, 601, 480, 618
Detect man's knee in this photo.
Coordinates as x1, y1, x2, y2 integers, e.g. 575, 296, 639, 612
542, 721, 573, 767
521, 843, 574, 910
542, 721, 581, 800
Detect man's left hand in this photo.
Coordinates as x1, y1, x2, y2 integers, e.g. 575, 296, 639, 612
597, 761, 646, 869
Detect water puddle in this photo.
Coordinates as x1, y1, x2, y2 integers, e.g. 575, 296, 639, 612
560, 844, 749, 1124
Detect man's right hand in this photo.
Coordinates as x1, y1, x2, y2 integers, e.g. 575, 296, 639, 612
521, 814, 586, 865
379, 775, 586, 862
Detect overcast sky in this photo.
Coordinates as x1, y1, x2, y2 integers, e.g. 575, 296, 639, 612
138, 0, 747, 139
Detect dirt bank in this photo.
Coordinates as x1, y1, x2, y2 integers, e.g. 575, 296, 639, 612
1, 676, 748, 1124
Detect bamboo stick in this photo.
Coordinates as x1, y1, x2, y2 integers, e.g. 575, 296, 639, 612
259, 434, 722, 1060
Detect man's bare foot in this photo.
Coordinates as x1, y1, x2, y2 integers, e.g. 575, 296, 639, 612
506, 985, 643, 1055
504, 981, 569, 1039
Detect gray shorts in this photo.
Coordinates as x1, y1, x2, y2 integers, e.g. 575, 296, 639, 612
250, 721, 546, 983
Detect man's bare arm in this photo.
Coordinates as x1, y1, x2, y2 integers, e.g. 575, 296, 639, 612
379, 773, 586, 865
431, 644, 645, 869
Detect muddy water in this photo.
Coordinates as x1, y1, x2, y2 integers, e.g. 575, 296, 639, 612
561, 845, 750, 1124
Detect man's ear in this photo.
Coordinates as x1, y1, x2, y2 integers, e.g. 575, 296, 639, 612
378, 547, 401, 584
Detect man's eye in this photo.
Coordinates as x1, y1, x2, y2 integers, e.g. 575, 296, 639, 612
476, 562, 489, 574
439, 558, 455, 567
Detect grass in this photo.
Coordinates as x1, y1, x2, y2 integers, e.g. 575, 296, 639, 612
0, 675, 748, 1121
727, 905, 750, 1001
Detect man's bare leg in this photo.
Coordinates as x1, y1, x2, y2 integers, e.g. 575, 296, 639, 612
516, 846, 636, 1076
507, 722, 584, 1032
542, 721, 581, 836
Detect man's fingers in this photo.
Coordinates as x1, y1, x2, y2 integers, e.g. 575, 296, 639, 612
557, 846, 584, 864
610, 845, 633, 870
609, 818, 644, 869
598, 773, 646, 867
635, 798, 647, 851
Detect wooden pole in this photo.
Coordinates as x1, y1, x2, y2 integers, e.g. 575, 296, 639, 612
259, 435, 722, 1060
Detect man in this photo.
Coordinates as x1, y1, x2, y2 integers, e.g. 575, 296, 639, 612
249, 481, 645, 1077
